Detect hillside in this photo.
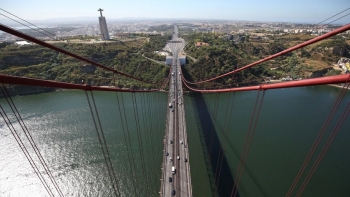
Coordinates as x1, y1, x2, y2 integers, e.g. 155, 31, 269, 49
181, 32, 350, 88
0, 34, 171, 93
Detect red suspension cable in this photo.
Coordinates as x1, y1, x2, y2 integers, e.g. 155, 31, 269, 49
0, 24, 154, 84
296, 102, 350, 197
0, 74, 157, 92
182, 23, 350, 85
181, 71, 350, 92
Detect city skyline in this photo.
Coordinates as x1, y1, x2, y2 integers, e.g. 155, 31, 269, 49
0, 0, 349, 24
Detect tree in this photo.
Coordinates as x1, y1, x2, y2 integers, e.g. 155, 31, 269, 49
288, 53, 298, 67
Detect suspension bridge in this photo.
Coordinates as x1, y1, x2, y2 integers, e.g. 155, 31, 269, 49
0, 21, 350, 197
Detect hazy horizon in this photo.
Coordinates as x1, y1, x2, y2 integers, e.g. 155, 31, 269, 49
0, 16, 347, 27
1, 0, 349, 26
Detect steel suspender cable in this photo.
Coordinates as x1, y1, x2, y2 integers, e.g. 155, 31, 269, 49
0, 106, 54, 197
131, 93, 149, 196
120, 92, 139, 195
115, 92, 138, 197
216, 92, 233, 188
84, 91, 120, 197
144, 92, 156, 194
147, 92, 159, 193
315, 8, 350, 26
296, 103, 350, 197
0, 13, 56, 40
286, 80, 350, 197
234, 90, 265, 197
0, 85, 64, 197
0, 8, 58, 39
90, 90, 122, 196
139, 91, 154, 194
231, 90, 265, 197
208, 92, 220, 161
215, 92, 231, 188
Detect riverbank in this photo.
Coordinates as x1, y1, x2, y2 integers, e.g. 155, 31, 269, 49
0, 85, 56, 98
328, 83, 350, 89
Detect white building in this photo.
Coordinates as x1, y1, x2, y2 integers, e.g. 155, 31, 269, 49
14, 41, 31, 46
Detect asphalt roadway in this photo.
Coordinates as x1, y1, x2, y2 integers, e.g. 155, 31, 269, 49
161, 27, 192, 197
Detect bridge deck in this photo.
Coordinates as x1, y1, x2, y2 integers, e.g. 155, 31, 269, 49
161, 30, 192, 196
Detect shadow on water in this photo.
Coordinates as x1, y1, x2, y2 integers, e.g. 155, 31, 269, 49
190, 92, 239, 197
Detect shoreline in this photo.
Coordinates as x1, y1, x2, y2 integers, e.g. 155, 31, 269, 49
3, 83, 348, 98
327, 84, 350, 90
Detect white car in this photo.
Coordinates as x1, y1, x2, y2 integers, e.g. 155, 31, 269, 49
177, 156, 180, 160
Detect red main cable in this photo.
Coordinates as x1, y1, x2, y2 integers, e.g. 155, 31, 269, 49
286, 80, 350, 197
0, 74, 157, 93
0, 24, 154, 84
183, 23, 350, 85
181, 68, 350, 92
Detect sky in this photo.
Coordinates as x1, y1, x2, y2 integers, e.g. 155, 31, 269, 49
0, 0, 349, 24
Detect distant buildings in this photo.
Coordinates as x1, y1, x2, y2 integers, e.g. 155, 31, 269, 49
195, 42, 209, 47
221, 34, 245, 43
249, 36, 261, 42
114, 33, 131, 38
97, 8, 110, 40
338, 58, 350, 73
221, 34, 232, 41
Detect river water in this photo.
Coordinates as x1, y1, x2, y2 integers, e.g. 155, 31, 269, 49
0, 85, 350, 197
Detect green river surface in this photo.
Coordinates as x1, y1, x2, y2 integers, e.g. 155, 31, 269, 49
0, 85, 350, 197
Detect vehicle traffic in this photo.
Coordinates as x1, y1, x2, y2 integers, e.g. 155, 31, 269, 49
172, 166, 176, 174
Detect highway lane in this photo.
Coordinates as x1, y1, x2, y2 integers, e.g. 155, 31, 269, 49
161, 25, 191, 197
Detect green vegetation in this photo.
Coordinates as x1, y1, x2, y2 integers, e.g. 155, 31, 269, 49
181, 32, 350, 88
2, 29, 349, 94
0, 34, 171, 92
143, 34, 172, 61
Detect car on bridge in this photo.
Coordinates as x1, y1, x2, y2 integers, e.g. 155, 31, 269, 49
172, 189, 176, 196
177, 156, 180, 160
